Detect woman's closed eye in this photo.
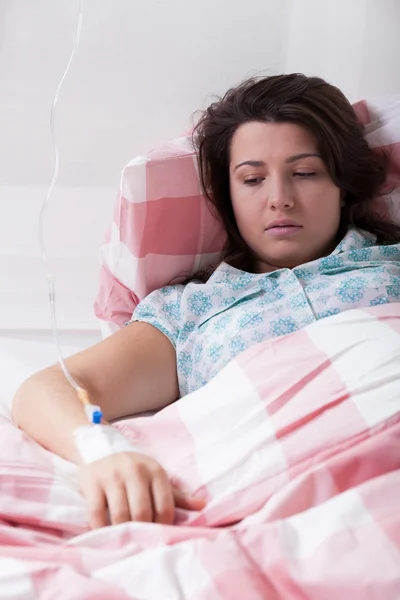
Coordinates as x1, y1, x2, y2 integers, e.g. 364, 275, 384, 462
294, 171, 316, 178
244, 177, 264, 186
243, 172, 317, 186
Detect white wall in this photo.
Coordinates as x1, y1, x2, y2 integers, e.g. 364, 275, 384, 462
0, 0, 290, 331
285, 0, 400, 102
1, 0, 399, 333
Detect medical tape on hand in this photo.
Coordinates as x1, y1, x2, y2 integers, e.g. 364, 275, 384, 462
73, 424, 142, 464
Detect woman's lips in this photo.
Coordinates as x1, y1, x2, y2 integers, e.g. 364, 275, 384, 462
266, 225, 303, 237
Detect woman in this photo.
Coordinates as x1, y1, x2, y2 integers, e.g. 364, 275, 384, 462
13, 73, 400, 529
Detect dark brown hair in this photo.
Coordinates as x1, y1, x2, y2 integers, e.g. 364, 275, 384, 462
191, 73, 400, 281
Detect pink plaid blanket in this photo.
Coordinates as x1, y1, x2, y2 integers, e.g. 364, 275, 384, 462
1, 304, 400, 598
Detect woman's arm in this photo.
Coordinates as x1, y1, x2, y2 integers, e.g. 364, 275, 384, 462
12, 322, 179, 463
11, 322, 200, 529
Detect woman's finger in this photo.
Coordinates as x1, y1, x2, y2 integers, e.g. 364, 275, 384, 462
150, 470, 175, 525
82, 479, 108, 529
105, 479, 132, 526
173, 489, 207, 512
125, 473, 154, 523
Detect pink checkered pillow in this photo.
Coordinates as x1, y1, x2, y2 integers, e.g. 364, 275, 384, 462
94, 136, 225, 332
94, 96, 400, 331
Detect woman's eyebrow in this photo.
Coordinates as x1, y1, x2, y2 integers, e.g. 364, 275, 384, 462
233, 153, 322, 172
233, 160, 265, 172
286, 152, 322, 163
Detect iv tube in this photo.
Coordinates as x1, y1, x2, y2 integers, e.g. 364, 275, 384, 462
38, 0, 84, 392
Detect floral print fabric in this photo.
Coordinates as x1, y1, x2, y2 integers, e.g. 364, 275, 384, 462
131, 229, 400, 396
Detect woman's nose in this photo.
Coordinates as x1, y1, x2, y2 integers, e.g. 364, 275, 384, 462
267, 177, 294, 210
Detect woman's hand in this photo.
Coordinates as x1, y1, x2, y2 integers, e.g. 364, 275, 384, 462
78, 452, 205, 529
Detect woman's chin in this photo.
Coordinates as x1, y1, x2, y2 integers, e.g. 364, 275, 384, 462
256, 246, 310, 271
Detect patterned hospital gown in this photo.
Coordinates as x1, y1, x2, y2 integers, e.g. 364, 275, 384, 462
131, 228, 400, 396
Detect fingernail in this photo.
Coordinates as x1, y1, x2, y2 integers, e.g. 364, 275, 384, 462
194, 498, 207, 507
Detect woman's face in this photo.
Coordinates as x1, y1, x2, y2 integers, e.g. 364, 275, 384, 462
229, 121, 342, 272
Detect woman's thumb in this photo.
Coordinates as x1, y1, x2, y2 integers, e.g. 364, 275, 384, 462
173, 489, 206, 511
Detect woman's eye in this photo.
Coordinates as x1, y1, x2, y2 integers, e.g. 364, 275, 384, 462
244, 177, 264, 186
294, 172, 316, 178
